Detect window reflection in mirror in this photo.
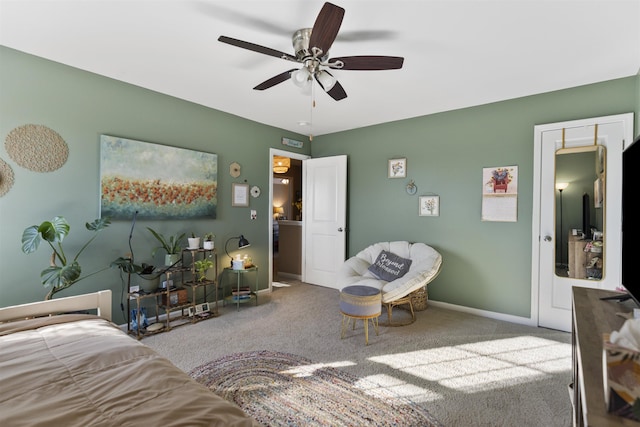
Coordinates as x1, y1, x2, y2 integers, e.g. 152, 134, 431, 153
555, 145, 605, 280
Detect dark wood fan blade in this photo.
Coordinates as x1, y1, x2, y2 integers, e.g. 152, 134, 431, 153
253, 69, 297, 91
325, 80, 347, 101
328, 56, 404, 70
218, 36, 298, 62
309, 2, 345, 57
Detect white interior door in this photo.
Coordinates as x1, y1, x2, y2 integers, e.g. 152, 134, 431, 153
303, 155, 347, 288
533, 113, 632, 332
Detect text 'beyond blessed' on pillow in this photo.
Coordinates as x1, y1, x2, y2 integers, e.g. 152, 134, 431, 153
367, 250, 412, 282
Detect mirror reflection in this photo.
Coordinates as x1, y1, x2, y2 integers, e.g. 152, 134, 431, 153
555, 145, 605, 280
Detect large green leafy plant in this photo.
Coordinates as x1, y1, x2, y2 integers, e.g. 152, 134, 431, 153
22, 216, 121, 300
147, 227, 185, 256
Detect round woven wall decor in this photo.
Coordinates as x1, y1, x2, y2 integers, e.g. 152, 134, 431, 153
5, 124, 68, 172
0, 157, 15, 197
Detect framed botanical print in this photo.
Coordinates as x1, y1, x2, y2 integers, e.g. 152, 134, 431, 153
388, 158, 406, 178
419, 195, 440, 216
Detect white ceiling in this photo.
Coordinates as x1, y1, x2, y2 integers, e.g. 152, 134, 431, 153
1, 1, 639, 137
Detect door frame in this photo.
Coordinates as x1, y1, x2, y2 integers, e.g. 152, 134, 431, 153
531, 113, 633, 329
268, 148, 310, 291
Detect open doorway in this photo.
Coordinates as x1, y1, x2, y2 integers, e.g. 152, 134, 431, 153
268, 149, 309, 290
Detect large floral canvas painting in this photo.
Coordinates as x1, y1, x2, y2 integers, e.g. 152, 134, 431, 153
100, 135, 217, 220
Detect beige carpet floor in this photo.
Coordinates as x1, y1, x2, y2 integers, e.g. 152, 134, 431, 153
143, 281, 572, 427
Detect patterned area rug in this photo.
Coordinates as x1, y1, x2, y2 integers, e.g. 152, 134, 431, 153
189, 350, 442, 427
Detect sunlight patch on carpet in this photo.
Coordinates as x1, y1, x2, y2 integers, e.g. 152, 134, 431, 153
369, 335, 571, 393
358, 373, 443, 403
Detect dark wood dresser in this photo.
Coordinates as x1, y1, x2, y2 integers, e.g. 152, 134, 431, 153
572, 287, 640, 426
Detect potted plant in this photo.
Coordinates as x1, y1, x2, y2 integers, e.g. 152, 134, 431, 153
193, 258, 214, 282
147, 227, 185, 266
203, 232, 215, 250
137, 263, 159, 293
22, 216, 117, 300
188, 232, 200, 250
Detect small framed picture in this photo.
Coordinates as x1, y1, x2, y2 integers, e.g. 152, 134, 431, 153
388, 158, 407, 178
232, 183, 249, 207
419, 195, 440, 217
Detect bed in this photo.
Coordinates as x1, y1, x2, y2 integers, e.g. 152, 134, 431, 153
0, 290, 260, 427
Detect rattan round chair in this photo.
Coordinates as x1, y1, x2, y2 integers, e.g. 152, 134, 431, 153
337, 241, 442, 326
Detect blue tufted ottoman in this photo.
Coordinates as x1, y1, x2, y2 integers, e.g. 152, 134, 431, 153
340, 285, 382, 345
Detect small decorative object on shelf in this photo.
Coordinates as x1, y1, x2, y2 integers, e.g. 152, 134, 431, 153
161, 288, 188, 307
188, 232, 200, 250
203, 232, 215, 250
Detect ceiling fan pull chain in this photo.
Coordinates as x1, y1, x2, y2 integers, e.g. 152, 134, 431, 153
309, 85, 315, 141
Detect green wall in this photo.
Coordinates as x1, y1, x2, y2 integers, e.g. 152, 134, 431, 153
1, 45, 638, 324
312, 77, 637, 317
0, 47, 309, 324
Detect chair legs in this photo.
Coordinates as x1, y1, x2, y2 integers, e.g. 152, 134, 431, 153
381, 296, 416, 326
341, 314, 380, 345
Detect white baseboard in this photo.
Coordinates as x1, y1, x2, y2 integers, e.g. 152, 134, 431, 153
428, 299, 538, 328
118, 294, 540, 332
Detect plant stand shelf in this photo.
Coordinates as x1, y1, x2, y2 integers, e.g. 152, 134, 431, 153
126, 248, 218, 339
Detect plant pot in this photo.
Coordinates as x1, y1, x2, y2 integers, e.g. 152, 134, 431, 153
139, 273, 160, 293
188, 237, 200, 250
165, 253, 180, 266
203, 240, 214, 250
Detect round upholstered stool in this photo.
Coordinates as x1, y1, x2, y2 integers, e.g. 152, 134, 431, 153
339, 285, 382, 345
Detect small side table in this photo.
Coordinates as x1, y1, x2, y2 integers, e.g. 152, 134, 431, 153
222, 266, 259, 311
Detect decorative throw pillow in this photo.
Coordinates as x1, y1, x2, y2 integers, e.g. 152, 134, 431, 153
367, 250, 412, 282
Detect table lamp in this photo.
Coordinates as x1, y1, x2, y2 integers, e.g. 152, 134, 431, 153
273, 206, 284, 219
225, 235, 250, 267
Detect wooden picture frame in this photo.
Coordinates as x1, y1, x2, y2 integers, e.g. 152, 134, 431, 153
388, 158, 407, 178
232, 183, 249, 207
419, 195, 440, 216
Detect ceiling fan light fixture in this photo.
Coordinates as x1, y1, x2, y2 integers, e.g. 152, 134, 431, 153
292, 68, 311, 88
315, 70, 336, 92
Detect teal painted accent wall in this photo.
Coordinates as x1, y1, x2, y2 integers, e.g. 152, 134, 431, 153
0, 47, 309, 324
1, 44, 638, 323
311, 76, 637, 318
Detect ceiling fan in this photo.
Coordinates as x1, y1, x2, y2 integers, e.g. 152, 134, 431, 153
218, 2, 404, 101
